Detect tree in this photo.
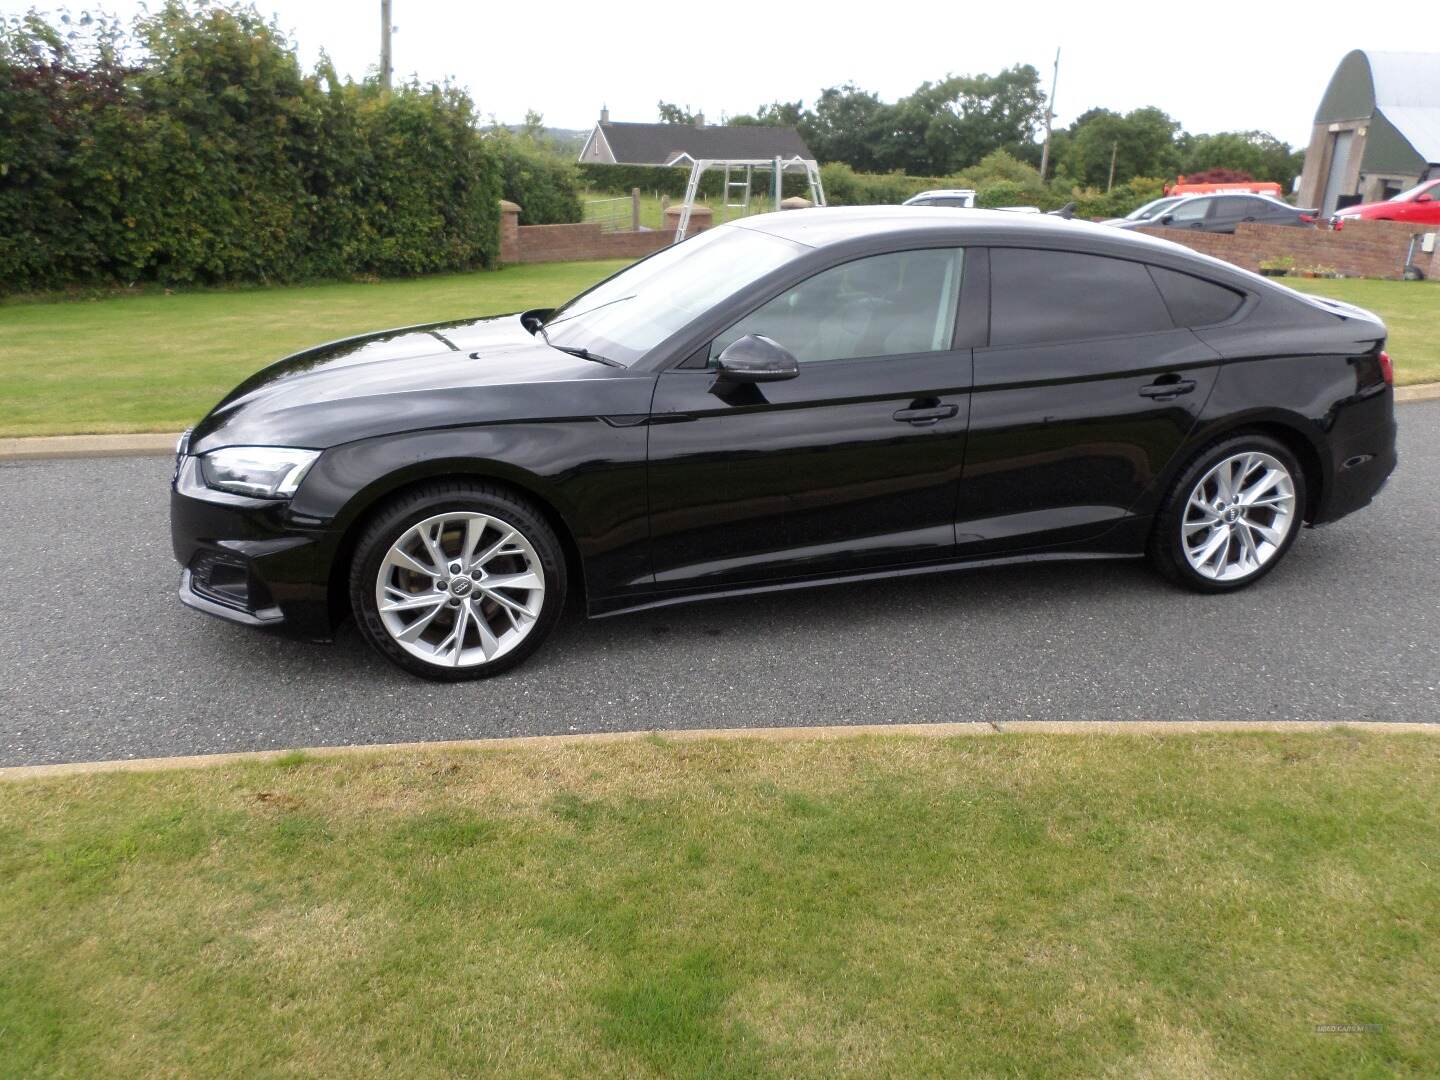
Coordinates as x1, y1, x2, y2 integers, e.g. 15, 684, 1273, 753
1178, 131, 1302, 191
729, 100, 805, 127
872, 65, 1044, 175
1062, 107, 1181, 188
801, 83, 889, 170
657, 100, 699, 125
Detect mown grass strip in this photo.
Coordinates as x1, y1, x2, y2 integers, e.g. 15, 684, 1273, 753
0, 261, 627, 438
2, 731, 1436, 1078
1, 267, 1436, 438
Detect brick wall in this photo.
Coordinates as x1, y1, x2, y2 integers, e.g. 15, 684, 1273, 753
499, 202, 711, 265
1137, 218, 1440, 281
498, 200, 1440, 279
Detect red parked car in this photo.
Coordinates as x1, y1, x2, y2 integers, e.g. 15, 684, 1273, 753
1333, 178, 1440, 228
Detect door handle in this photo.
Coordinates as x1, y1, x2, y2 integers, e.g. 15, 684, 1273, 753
1139, 378, 1197, 400
893, 403, 959, 425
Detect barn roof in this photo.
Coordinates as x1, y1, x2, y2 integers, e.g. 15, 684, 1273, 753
1367, 52, 1440, 164
1317, 50, 1440, 165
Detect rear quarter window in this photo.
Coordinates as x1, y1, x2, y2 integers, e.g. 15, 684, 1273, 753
1147, 266, 1245, 327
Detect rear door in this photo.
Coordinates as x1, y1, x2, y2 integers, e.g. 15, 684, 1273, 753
956, 247, 1227, 553
646, 246, 976, 592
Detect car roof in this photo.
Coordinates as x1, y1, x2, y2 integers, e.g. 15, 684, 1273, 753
1172, 191, 1286, 204
727, 205, 1269, 291
909, 189, 976, 197
732, 205, 1168, 251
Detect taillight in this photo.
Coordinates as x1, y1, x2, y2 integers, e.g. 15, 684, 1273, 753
1378, 350, 1393, 385
1299, 213, 1316, 223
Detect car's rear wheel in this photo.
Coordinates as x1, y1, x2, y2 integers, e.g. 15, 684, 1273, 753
349, 483, 566, 680
1149, 434, 1305, 592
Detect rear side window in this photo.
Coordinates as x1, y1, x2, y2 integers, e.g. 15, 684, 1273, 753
1147, 266, 1244, 327
989, 248, 1174, 346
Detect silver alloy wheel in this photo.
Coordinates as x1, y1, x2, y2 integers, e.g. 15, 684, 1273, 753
374, 511, 545, 668
1181, 451, 1297, 582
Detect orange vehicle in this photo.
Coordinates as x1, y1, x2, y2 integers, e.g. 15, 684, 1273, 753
1166, 176, 1283, 197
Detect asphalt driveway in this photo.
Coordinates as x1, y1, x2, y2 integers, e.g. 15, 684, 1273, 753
3, 402, 1437, 767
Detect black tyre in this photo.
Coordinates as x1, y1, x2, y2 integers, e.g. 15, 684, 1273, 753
349, 482, 567, 680
1148, 434, 1306, 593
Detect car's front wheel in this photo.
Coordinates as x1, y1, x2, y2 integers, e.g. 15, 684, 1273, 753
349, 482, 566, 680
1149, 434, 1306, 592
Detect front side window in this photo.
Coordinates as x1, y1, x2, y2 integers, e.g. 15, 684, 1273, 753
989, 248, 1174, 347
1389, 179, 1440, 203
709, 248, 965, 365
1127, 196, 1180, 221
544, 226, 807, 366
1168, 198, 1211, 224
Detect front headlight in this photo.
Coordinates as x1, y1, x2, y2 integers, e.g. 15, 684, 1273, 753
199, 446, 320, 499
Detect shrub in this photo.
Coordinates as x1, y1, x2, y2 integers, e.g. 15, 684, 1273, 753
493, 132, 582, 225
0, 4, 500, 292
821, 163, 929, 205
1064, 176, 1168, 220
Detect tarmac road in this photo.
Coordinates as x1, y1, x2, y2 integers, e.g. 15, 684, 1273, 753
3, 403, 1437, 767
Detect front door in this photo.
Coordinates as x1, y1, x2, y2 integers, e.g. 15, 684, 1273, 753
646, 247, 974, 593
957, 247, 1222, 553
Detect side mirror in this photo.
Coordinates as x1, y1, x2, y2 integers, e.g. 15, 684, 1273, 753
714, 334, 799, 383
1417, 193, 1434, 203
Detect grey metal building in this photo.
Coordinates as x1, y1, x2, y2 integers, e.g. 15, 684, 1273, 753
1297, 50, 1440, 215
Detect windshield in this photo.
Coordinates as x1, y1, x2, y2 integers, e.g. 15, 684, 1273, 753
544, 226, 807, 366
1126, 196, 1180, 221
1388, 180, 1439, 203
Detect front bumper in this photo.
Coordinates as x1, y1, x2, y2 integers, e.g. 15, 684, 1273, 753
171, 456, 339, 640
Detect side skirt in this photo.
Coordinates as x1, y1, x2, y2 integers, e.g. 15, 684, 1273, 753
589, 550, 1144, 620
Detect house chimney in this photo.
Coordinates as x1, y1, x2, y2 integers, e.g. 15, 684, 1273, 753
694, 111, 705, 128
600, 104, 609, 124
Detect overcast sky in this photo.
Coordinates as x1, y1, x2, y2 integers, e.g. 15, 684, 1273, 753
66, 0, 1424, 148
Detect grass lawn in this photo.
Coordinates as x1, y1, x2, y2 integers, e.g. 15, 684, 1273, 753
1283, 277, 1440, 385
1, 264, 1435, 438
2, 731, 1437, 1078
0, 261, 627, 438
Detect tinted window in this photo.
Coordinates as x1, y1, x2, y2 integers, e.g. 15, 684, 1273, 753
1148, 266, 1245, 327
989, 249, 1174, 346
711, 248, 964, 364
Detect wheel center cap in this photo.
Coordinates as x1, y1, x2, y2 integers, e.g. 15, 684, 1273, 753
449, 577, 473, 597
1224, 507, 1240, 523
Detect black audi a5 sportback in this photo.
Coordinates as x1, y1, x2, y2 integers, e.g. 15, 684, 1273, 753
171, 207, 1397, 679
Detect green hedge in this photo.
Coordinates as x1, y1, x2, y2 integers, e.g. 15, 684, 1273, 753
0, 5, 500, 292
494, 134, 583, 225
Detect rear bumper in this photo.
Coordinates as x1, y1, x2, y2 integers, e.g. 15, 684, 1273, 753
1313, 400, 1398, 525
170, 457, 339, 641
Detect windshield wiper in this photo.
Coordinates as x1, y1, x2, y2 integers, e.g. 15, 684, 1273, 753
550, 344, 622, 367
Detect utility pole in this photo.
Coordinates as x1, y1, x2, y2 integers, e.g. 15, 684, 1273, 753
380, 0, 393, 91
1038, 47, 1060, 182
1107, 141, 1118, 192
